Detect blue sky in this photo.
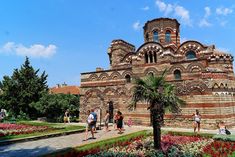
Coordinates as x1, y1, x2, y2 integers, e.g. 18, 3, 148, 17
0, 0, 235, 87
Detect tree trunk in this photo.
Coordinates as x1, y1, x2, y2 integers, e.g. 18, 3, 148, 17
151, 109, 161, 149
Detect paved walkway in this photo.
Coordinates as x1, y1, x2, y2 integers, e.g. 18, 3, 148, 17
0, 125, 149, 157
0, 124, 234, 157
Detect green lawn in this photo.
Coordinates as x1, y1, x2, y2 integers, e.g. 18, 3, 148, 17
0, 121, 85, 141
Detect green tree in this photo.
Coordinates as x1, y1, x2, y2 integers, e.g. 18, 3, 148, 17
31, 93, 80, 122
131, 71, 184, 149
0, 57, 48, 119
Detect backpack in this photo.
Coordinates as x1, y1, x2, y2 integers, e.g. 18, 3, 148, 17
225, 129, 231, 135
92, 112, 97, 122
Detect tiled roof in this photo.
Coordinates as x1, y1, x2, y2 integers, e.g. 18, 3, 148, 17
50, 86, 80, 95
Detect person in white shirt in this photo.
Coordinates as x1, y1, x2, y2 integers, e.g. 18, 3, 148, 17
87, 111, 95, 139
193, 109, 201, 133
83, 110, 90, 141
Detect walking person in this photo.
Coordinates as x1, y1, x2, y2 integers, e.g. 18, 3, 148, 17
113, 111, 118, 130
193, 109, 201, 133
88, 110, 96, 139
64, 109, 70, 123
117, 111, 124, 134
83, 110, 91, 141
91, 109, 97, 132
103, 110, 110, 132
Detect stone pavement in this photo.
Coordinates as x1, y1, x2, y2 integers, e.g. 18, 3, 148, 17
0, 125, 149, 157
0, 124, 234, 157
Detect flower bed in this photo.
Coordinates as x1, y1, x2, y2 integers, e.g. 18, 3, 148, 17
82, 135, 235, 157
0, 123, 49, 137
46, 130, 235, 157
203, 141, 235, 157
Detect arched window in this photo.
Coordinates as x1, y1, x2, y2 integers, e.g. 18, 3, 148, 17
153, 31, 158, 42
174, 70, 181, 80
125, 75, 131, 83
153, 52, 157, 63
165, 31, 171, 43
149, 52, 153, 63
145, 53, 148, 63
186, 51, 196, 59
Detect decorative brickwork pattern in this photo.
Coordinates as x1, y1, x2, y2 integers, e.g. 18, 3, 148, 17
80, 18, 235, 127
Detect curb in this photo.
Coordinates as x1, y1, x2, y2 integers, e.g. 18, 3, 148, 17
0, 129, 85, 146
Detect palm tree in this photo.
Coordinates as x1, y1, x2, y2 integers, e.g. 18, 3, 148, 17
131, 71, 185, 149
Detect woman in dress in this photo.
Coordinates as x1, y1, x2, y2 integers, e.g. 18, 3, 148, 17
117, 111, 124, 134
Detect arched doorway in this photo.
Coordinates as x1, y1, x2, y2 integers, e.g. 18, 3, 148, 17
108, 101, 114, 123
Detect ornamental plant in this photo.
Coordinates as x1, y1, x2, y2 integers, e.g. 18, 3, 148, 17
203, 141, 235, 157
0, 123, 49, 136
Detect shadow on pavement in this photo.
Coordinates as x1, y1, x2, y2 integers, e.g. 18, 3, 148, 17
0, 145, 55, 157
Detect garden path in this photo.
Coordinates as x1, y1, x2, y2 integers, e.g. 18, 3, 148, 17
0, 124, 234, 157
0, 124, 150, 157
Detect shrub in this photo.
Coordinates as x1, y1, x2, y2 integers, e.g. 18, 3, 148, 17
213, 134, 235, 142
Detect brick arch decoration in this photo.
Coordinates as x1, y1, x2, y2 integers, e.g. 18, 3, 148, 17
116, 86, 128, 96
213, 83, 220, 89
85, 88, 103, 98
151, 27, 160, 32
168, 65, 186, 74
88, 73, 99, 81
144, 67, 158, 76
186, 81, 207, 94
164, 27, 173, 32
174, 83, 188, 95
83, 88, 103, 104
121, 52, 134, 63
99, 72, 110, 80
176, 40, 205, 56
135, 42, 164, 61
186, 62, 205, 72
122, 70, 133, 78
103, 87, 117, 96
110, 71, 122, 80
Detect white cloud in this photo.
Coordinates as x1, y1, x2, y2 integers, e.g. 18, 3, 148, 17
155, 0, 191, 26
141, 6, 149, 11
0, 42, 57, 58
155, 0, 173, 15
204, 7, 211, 18
219, 20, 227, 26
199, 19, 212, 27
216, 7, 233, 15
156, 0, 167, 12
174, 6, 191, 25
132, 21, 142, 31
199, 7, 212, 27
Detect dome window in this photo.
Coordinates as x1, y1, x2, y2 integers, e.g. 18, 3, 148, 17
165, 31, 171, 43
153, 31, 159, 42
186, 51, 196, 59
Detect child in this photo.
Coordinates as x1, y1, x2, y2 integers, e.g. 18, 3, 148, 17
127, 118, 133, 127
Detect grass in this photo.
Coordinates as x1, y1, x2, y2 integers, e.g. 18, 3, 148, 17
213, 134, 235, 142
165, 130, 215, 138
0, 121, 85, 141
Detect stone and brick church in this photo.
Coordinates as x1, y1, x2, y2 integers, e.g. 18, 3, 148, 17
80, 18, 235, 127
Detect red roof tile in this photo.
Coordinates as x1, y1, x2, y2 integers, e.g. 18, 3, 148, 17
50, 86, 80, 95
